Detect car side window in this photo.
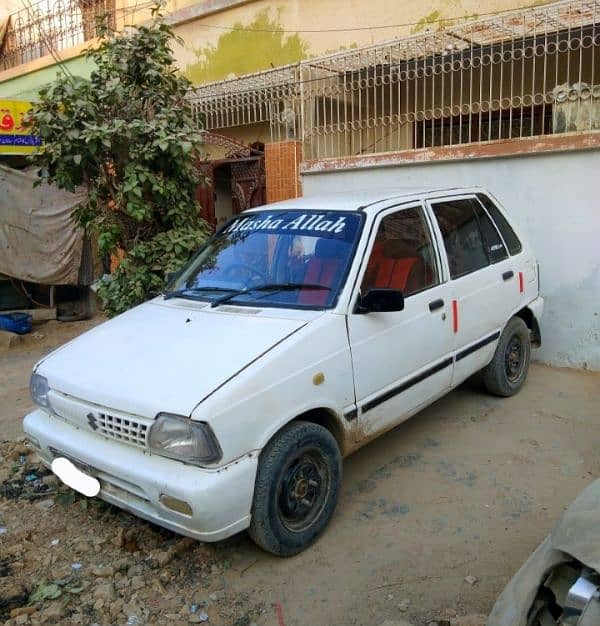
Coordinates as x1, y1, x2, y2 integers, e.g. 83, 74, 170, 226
476, 193, 523, 256
431, 199, 490, 279
473, 201, 509, 264
361, 206, 439, 297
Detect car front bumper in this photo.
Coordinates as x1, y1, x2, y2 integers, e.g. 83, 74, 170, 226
23, 409, 258, 542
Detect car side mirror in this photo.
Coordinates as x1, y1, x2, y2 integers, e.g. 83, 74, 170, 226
357, 288, 405, 313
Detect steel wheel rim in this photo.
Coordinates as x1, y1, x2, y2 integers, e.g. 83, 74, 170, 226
505, 335, 524, 382
277, 448, 331, 533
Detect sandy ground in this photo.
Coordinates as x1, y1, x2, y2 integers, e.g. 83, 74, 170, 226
1, 318, 599, 625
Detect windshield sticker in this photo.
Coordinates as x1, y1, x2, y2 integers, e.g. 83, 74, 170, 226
225, 213, 349, 236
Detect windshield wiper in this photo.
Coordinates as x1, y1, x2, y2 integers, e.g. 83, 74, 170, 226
163, 286, 237, 301
210, 282, 331, 308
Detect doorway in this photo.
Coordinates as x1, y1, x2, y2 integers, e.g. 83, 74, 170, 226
196, 137, 266, 230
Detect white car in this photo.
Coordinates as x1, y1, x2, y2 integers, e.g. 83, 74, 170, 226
24, 186, 543, 556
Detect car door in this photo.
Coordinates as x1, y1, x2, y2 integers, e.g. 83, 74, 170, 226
427, 195, 514, 385
347, 202, 454, 436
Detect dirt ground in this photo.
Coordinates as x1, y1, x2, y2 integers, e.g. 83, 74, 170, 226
1, 318, 599, 626
0, 320, 100, 442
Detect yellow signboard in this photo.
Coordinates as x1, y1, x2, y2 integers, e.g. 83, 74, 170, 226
0, 100, 41, 155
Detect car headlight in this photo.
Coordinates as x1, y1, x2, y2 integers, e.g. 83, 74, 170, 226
147, 413, 222, 465
30, 372, 50, 408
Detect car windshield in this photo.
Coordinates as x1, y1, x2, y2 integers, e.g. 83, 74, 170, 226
167, 210, 363, 309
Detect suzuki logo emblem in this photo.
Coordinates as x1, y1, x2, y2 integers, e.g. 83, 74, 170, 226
86, 412, 98, 431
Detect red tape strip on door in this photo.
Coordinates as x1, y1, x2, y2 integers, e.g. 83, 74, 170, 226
452, 299, 459, 333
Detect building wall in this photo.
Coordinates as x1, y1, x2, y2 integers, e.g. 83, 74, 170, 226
0, 1, 22, 20
172, 0, 538, 85
0, 0, 553, 102
301, 144, 600, 371
219, 123, 270, 149
0, 54, 94, 99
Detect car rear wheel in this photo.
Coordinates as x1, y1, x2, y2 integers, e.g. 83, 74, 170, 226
482, 316, 531, 397
248, 421, 342, 556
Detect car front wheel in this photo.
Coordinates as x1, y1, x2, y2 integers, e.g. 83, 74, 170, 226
248, 421, 342, 556
482, 316, 531, 397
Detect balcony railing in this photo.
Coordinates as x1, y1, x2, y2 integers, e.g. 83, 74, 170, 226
189, 0, 600, 160
0, 0, 115, 71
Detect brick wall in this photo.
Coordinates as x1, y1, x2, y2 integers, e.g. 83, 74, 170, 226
264, 140, 302, 203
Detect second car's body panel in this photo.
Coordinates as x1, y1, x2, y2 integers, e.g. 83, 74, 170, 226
488, 479, 600, 626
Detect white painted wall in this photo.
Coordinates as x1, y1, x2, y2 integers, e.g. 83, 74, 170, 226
302, 148, 600, 370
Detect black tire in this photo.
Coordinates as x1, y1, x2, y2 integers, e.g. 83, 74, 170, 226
249, 421, 342, 557
482, 316, 531, 397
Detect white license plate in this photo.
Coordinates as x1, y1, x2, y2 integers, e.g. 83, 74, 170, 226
51, 457, 101, 497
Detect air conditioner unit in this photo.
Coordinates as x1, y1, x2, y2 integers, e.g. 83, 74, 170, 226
552, 82, 600, 133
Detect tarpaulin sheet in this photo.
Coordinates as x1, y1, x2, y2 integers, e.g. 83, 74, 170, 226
0, 165, 86, 285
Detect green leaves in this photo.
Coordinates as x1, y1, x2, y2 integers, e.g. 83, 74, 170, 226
28, 575, 90, 606
28, 2, 209, 317
29, 582, 62, 603
97, 222, 210, 316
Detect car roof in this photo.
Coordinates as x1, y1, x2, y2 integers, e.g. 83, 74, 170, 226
246, 186, 486, 214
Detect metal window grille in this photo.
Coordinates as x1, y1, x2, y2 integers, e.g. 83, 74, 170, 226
189, 0, 600, 160
0, 0, 116, 71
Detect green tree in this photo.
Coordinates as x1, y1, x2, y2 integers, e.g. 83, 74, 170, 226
28, 5, 210, 317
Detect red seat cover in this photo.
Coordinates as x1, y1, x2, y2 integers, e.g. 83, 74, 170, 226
298, 257, 342, 305
298, 239, 346, 306
374, 257, 418, 291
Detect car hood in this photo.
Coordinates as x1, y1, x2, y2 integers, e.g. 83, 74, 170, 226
36, 299, 308, 418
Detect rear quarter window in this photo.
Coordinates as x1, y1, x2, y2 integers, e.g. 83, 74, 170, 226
431, 199, 490, 279
476, 193, 523, 256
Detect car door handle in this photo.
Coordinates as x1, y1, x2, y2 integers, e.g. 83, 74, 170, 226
502, 270, 514, 281
429, 298, 444, 312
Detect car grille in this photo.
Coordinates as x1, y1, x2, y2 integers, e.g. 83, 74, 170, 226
95, 413, 148, 447
48, 390, 151, 450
